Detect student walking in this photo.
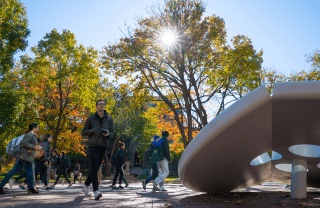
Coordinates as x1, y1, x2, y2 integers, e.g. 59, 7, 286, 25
47, 149, 63, 183
81, 99, 114, 200
73, 164, 81, 184
142, 136, 161, 190
51, 151, 72, 188
152, 131, 171, 191
0, 123, 41, 194
17, 135, 53, 190
112, 141, 126, 190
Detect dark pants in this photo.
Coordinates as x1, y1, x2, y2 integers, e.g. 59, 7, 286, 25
74, 175, 80, 183
145, 163, 158, 184
54, 169, 71, 185
0, 159, 34, 189
112, 166, 123, 186
18, 160, 48, 186
85, 146, 107, 192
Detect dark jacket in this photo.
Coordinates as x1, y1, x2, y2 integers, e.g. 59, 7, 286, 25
51, 155, 59, 169
157, 137, 171, 161
40, 140, 51, 162
58, 156, 68, 171
114, 149, 125, 167
18, 132, 37, 163
82, 111, 114, 147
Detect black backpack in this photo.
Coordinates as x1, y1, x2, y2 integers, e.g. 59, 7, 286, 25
66, 158, 71, 168
111, 150, 120, 166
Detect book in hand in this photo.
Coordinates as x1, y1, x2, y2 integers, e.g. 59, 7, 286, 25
101, 129, 109, 135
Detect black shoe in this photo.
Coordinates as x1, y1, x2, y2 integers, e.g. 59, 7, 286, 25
46, 187, 54, 190
112, 185, 117, 190
125, 182, 129, 187
118, 185, 124, 189
27, 187, 39, 194
0, 187, 8, 194
142, 181, 146, 190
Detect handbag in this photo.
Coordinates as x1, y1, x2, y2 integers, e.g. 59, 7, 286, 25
34, 146, 45, 160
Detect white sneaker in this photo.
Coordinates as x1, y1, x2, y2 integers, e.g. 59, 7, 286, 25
9, 179, 13, 188
94, 190, 102, 200
82, 185, 91, 197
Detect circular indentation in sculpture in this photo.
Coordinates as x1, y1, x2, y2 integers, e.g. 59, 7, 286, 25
289, 144, 320, 158
275, 164, 309, 172
250, 151, 282, 166
275, 164, 292, 172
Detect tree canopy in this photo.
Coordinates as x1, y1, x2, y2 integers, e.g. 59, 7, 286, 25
102, 0, 263, 148
0, 0, 30, 75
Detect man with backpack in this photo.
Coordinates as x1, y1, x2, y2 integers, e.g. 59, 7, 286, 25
81, 99, 114, 200
142, 135, 160, 190
0, 123, 41, 194
152, 131, 171, 191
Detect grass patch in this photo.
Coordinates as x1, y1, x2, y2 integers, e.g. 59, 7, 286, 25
138, 175, 179, 182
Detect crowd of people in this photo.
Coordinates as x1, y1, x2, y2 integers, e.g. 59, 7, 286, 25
0, 99, 172, 200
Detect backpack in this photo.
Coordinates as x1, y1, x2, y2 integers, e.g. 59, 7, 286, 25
150, 138, 163, 165
111, 150, 120, 166
66, 158, 71, 168
6, 134, 25, 157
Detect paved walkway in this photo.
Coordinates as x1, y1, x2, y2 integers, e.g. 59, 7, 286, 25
0, 181, 320, 207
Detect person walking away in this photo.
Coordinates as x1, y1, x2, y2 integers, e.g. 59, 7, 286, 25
112, 141, 126, 190
142, 135, 161, 190
152, 131, 171, 191
0, 123, 41, 194
81, 99, 114, 200
121, 149, 129, 187
51, 151, 72, 188
73, 164, 81, 184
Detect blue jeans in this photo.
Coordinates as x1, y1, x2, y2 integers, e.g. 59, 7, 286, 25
23, 160, 47, 185
0, 159, 34, 189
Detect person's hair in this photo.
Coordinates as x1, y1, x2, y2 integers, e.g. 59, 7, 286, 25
27, 123, 38, 133
42, 134, 52, 142
52, 149, 58, 155
96, 99, 105, 106
37, 137, 41, 144
162, 131, 169, 138
60, 151, 66, 157
118, 141, 125, 148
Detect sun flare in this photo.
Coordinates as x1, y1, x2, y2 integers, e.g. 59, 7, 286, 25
161, 32, 176, 46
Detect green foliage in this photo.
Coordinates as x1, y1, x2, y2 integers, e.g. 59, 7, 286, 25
102, 0, 263, 147
13, 29, 101, 154
98, 82, 158, 156
0, 0, 30, 75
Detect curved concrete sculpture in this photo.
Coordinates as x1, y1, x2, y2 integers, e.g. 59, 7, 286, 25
178, 81, 320, 196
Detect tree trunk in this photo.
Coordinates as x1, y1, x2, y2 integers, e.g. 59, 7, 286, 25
105, 153, 111, 176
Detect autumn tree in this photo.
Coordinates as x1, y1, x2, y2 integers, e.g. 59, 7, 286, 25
17, 29, 100, 154
102, 0, 263, 148
0, 0, 30, 75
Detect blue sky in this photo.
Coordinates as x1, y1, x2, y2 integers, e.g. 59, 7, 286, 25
16, 0, 320, 76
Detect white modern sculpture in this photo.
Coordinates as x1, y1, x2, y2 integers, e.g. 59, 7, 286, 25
178, 81, 320, 199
